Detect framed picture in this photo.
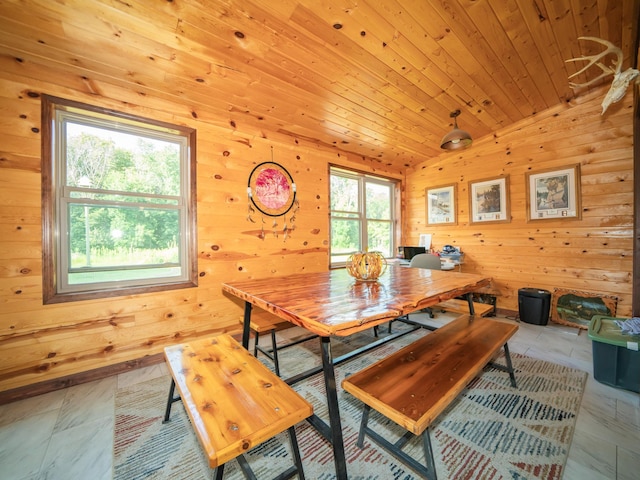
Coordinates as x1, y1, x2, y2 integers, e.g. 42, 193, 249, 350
426, 184, 457, 225
551, 288, 618, 330
469, 176, 510, 224
526, 164, 581, 221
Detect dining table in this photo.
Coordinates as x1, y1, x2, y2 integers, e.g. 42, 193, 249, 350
222, 264, 491, 479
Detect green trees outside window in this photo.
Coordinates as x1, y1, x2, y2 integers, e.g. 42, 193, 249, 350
329, 167, 396, 267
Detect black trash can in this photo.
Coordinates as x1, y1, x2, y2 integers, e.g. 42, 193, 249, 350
518, 288, 551, 325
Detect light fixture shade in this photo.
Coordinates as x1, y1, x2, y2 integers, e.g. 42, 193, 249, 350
440, 110, 472, 150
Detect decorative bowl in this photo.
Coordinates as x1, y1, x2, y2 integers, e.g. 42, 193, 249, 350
346, 251, 387, 282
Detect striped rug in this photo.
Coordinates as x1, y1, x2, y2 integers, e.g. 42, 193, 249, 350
113, 326, 587, 479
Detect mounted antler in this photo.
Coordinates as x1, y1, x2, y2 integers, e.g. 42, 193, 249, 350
566, 36, 639, 114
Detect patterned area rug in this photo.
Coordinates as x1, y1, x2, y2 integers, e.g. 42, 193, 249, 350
113, 325, 587, 479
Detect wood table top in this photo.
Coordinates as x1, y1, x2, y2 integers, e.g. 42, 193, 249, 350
222, 265, 491, 337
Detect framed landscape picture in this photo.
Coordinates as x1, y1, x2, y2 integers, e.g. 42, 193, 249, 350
550, 288, 618, 330
426, 184, 457, 225
469, 176, 510, 224
526, 164, 581, 221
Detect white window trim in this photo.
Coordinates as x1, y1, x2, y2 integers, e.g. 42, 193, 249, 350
329, 166, 397, 268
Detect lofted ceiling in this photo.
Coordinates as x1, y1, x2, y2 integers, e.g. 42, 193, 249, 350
1, 0, 636, 170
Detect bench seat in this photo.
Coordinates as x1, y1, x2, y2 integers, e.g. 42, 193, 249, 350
435, 298, 494, 316
163, 334, 313, 479
342, 315, 518, 479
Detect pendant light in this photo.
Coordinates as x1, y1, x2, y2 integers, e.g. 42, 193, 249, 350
440, 109, 472, 150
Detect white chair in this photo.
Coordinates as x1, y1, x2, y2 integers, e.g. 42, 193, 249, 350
410, 253, 442, 319
409, 253, 442, 270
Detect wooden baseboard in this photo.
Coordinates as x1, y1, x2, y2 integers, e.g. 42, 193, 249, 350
0, 353, 165, 405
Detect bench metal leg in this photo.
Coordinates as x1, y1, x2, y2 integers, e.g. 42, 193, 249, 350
503, 342, 517, 388
236, 454, 258, 480
356, 405, 371, 448
487, 342, 518, 388
374, 318, 400, 338
253, 331, 260, 357
162, 378, 181, 423
287, 426, 305, 480
421, 428, 437, 480
254, 329, 281, 376
216, 426, 304, 480
255, 328, 316, 377
355, 405, 436, 479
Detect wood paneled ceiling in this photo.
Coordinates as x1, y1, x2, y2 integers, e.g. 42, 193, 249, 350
1, 0, 636, 169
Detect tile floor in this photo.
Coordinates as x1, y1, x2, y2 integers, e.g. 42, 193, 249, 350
0, 313, 638, 479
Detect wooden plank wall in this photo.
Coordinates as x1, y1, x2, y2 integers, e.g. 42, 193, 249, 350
0, 6, 634, 394
0, 69, 402, 393
404, 88, 634, 318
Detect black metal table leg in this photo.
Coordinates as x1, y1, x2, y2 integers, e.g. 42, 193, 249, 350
270, 329, 281, 376
320, 336, 348, 480
242, 301, 252, 349
465, 292, 476, 316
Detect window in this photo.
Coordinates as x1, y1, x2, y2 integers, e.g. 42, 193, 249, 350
329, 167, 397, 267
42, 95, 197, 303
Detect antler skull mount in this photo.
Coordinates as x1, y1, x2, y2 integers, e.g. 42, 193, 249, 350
566, 36, 639, 115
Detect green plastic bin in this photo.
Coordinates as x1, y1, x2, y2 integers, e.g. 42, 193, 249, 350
588, 315, 640, 393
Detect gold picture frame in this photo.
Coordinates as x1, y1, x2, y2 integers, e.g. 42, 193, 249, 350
469, 176, 510, 224
426, 184, 457, 225
525, 164, 581, 221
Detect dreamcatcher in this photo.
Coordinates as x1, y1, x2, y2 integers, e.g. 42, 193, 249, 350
246, 159, 299, 241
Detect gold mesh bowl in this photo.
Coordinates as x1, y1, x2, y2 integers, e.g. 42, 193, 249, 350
346, 251, 387, 282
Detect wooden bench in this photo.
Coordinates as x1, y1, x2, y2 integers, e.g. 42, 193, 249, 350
342, 315, 518, 479
378, 294, 493, 338
242, 312, 318, 376
163, 334, 313, 479
435, 298, 495, 317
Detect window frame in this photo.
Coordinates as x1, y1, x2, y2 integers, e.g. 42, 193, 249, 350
329, 166, 398, 268
41, 95, 198, 304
